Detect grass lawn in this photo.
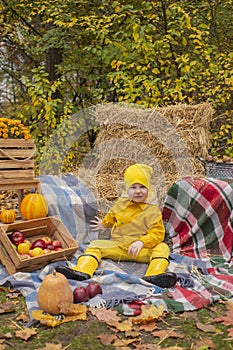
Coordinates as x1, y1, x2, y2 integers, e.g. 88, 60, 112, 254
0, 285, 233, 350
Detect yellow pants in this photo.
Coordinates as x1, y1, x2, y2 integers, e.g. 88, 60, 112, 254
85, 240, 169, 263
74, 240, 170, 278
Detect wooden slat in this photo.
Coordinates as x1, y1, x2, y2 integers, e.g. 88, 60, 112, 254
0, 179, 40, 191
0, 139, 36, 180
0, 139, 35, 148
0, 243, 17, 275
0, 149, 35, 159
0, 169, 35, 179
0, 159, 34, 169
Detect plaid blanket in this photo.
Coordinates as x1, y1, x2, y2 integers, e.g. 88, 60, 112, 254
162, 176, 233, 262
0, 176, 233, 317
162, 176, 233, 311
40, 174, 98, 245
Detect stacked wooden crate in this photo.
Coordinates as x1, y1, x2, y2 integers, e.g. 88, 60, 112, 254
0, 139, 41, 210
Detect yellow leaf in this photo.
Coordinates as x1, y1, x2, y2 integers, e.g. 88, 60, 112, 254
58, 301, 87, 316
15, 328, 37, 341
31, 308, 87, 328
37, 343, 63, 350
131, 304, 164, 324
110, 319, 133, 332
182, 37, 187, 46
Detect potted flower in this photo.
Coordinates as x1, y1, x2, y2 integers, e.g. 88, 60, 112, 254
0, 118, 35, 178
0, 118, 31, 140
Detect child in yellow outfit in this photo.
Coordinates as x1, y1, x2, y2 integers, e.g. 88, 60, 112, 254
56, 163, 177, 288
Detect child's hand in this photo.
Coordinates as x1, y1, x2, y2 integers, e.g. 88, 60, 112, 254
128, 240, 144, 257
90, 216, 105, 231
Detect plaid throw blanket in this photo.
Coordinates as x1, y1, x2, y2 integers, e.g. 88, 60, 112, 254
0, 176, 232, 317
162, 176, 233, 311
40, 174, 98, 244
163, 176, 233, 262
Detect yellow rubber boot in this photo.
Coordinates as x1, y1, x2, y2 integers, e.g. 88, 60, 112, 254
55, 254, 99, 281
145, 257, 169, 277
143, 258, 177, 289
74, 254, 99, 276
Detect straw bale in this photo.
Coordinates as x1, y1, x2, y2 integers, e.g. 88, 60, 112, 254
78, 102, 214, 212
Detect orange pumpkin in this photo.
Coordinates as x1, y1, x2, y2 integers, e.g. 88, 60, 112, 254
20, 193, 48, 220
0, 209, 17, 223
37, 271, 73, 315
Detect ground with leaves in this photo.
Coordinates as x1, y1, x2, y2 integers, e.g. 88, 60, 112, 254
0, 286, 233, 350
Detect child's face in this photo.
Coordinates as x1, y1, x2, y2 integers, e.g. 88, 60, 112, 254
128, 183, 149, 203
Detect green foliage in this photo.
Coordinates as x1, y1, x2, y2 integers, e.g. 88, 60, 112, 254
16, 67, 76, 174
1, 0, 233, 173
210, 115, 233, 159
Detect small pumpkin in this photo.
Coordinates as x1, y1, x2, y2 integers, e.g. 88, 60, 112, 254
37, 271, 73, 315
0, 209, 17, 223
20, 193, 48, 220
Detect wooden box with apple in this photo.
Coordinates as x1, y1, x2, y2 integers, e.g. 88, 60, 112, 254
0, 216, 78, 275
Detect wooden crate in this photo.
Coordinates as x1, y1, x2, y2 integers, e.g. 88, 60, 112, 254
0, 216, 78, 275
0, 139, 36, 179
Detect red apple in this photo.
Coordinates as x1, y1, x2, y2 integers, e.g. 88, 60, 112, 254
86, 283, 103, 298
10, 231, 25, 245
52, 240, 61, 249
46, 244, 55, 250
41, 236, 52, 245
31, 239, 47, 250
73, 287, 89, 303
55, 247, 63, 251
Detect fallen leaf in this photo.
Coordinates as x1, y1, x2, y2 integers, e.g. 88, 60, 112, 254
113, 337, 141, 347
110, 320, 133, 332
0, 333, 12, 339
224, 300, 233, 311
90, 307, 121, 324
193, 337, 216, 349
94, 313, 133, 331
162, 347, 185, 350
31, 309, 87, 327
125, 330, 141, 338
133, 344, 161, 350
214, 309, 233, 326
152, 329, 184, 340
131, 304, 164, 324
37, 343, 63, 350
16, 313, 30, 323
0, 302, 15, 314
96, 333, 118, 346
58, 301, 87, 316
31, 310, 62, 327
0, 340, 6, 350
139, 321, 158, 332
196, 321, 216, 333
15, 328, 37, 341
228, 328, 233, 337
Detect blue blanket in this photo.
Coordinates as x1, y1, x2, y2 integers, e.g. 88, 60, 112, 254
0, 175, 233, 318
40, 174, 98, 244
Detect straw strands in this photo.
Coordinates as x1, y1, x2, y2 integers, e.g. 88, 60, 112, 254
78, 102, 214, 211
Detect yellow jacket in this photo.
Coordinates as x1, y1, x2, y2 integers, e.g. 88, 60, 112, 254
102, 197, 165, 249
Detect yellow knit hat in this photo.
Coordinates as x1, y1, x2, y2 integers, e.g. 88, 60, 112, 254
124, 163, 153, 190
